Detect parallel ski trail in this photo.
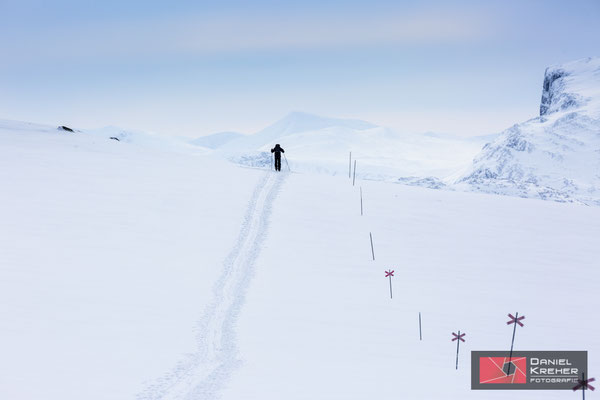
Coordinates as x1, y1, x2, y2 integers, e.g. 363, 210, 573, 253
138, 171, 285, 400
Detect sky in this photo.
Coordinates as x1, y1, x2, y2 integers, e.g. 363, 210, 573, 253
0, 0, 599, 138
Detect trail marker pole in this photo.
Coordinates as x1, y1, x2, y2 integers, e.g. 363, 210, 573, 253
506, 312, 525, 375
419, 312, 422, 341
573, 373, 595, 400
283, 153, 291, 172
360, 187, 363, 216
385, 270, 394, 299
452, 331, 466, 370
369, 232, 375, 260
349, 152, 352, 179
353, 160, 357, 186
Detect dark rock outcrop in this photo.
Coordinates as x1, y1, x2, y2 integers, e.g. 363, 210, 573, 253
58, 125, 74, 132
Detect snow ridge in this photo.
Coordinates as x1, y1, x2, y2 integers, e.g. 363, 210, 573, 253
138, 171, 285, 400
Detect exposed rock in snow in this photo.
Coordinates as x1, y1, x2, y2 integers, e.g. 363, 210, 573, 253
231, 151, 273, 168
58, 125, 75, 132
396, 176, 449, 190
458, 57, 600, 205
540, 69, 578, 116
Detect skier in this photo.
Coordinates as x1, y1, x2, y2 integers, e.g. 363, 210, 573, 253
271, 144, 285, 171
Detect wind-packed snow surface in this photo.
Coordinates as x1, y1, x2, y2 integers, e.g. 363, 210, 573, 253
457, 57, 600, 205
1, 119, 599, 399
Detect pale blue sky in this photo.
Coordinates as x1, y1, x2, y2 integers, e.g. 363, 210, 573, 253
1, 0, 599, 137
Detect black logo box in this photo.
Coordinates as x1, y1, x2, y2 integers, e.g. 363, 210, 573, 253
471, 351, 587, 390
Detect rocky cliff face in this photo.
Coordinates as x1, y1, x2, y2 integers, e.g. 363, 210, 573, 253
540, 68, 573, 115
457, 57, 600, 205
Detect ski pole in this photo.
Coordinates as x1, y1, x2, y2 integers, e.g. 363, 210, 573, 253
283, 153, 291, 172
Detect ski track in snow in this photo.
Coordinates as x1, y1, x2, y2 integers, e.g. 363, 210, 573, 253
138, 171, 285, 400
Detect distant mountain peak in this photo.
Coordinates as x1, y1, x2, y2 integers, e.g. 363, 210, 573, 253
213, 111, 379, 151
267, 111, 378, 136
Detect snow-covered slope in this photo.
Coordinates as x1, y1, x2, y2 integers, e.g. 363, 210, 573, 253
191, 131, 244, 149
1, 118, 599, 399
0, 119, 204, 154
458, 57, 600, 205
222, 173, 600, 400
198, 112, 493, 181
0, 119, 261, 399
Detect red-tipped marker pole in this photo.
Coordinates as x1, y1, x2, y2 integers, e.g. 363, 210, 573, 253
573, 372, 595, 400
385, 270, 394, 299
506, 312, 525, 375
452, 331, 466, 370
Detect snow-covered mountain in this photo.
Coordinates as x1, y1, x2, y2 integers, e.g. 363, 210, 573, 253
195, 111, 494, 181
218, 111, 377, 151
457, 57, 600, 205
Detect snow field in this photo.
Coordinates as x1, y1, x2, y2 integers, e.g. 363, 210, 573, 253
2, 119, 600, 399
0, 126, 262, 399
222, 172, 600, 399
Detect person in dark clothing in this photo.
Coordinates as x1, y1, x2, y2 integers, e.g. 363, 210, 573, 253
271, 144, 285, 171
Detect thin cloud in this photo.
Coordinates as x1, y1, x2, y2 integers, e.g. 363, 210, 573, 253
3, 10, 493, 63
